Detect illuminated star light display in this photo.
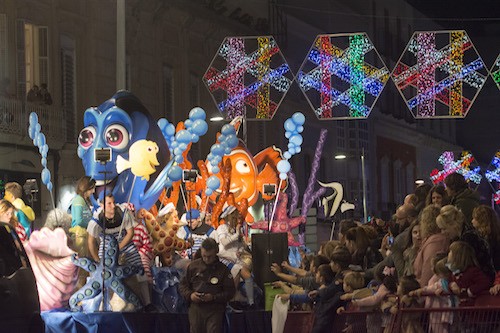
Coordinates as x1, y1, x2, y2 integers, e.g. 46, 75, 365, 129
297, 33, 389, 119
430, 151, 482, 185
485, 151, 500, 205
203, 36, 293, 120
392, 31, 488, 118
491, 54, 500, 91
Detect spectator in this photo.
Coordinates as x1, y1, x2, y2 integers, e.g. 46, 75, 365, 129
425, 184, 449, 208
27, 85, 41, 103
0, 199, 27, 242
414, 183, 432, 213
177, 208, 218, 260
444, 172, 479, 225
4, 182, 35, 238
179, 238, 235, 333
40, 83, 52, 105
402, 220, 422, 276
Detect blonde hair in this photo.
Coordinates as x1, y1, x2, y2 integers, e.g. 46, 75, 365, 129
419, 205, 441, 238
433, 257, 451, 277
343, 271, 365, 290
5, 182, 22, 199
436, 205, 464, 233
448, 241, 478, 272
0, 199, 19, 227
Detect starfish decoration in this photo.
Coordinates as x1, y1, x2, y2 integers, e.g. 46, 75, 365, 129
69, 235, 143, 312
250, 193, 305, 246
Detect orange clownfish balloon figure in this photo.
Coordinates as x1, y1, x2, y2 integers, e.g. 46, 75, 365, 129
208, 139, 284, 223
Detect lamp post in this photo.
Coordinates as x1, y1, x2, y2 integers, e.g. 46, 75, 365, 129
334, 148, 368, 224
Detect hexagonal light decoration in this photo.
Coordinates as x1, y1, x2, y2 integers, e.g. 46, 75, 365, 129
430, 151, 482, 187
485, 151, 500, 205
203, 36, 293, 120
392, 30, 488, 118
296, 33, 389, 120
491, 53, 500, 90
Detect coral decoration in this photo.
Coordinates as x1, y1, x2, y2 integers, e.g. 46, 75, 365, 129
69, 235, 143, 312
23, 227, 79, 311
250, 193, 305, 246
210, 159, 249, 228
137, 208, 191, 266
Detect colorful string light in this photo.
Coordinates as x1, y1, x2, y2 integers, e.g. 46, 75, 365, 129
392, 31, 488, 118
430, 151, 482, 185
491, 54, 500, 90
485, 151, 500, 205
203, 36, 293, 120
297, 33, 389, 119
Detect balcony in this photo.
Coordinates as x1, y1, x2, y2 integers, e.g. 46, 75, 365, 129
0, 97, 68, 148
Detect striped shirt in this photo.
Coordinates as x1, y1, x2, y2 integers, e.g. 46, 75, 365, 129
133, 223, 154, 281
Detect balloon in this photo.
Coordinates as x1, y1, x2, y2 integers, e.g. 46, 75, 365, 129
41, 157, 47, 167
184, 119, 193, 128
173, 147, 182, 156
211, 144, 224, 155
42, 144, 49, 156
35, 123, 41, 133
29, 112, 38, 125
189, 107, 206, 121
218, 134, 226, 142
47, 182, 53, 192
206, 176, 220, 191
224, 146, 232, 154
167, 165, 182, 181
166, 124, 176, 136
277, 160, 291, 174
170, 141, 178, 148
190, 119, 208, 136
205, 189, 213, 196
284, 119, 296, 132
279, 173, 288, 180
290, 134, 303, 146
212, 166, 219, 174
207, 153, 214, 161
178, 143, 187, 151
174, 155, 183, 163
221, 124, 234, 135
41, 168, 51, 185
28, 125, 35, 139
297, 125, 304, 133
191, 134, 200, 143
283, 152, 291, 160
157, 118, 167, 129
175, 130, 192, 144
292, 112, 305, 125
37, 133, 46, 147
225, 134, 238, 149
295, 146, 301, 153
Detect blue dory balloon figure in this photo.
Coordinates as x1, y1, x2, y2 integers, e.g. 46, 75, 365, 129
77, 91, 172, 210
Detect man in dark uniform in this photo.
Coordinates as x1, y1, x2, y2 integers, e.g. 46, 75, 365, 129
179, 238, 235, 333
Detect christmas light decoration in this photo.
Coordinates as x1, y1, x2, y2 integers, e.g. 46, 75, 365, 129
485, 151, 500, 205
393, 31, 488, 118
430, 151, 482, 185
203, 36, 293, 120
297, 33, 389, 119
491, 54, 500, 91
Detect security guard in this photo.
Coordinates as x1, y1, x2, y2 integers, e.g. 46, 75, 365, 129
179, 238, 235, 333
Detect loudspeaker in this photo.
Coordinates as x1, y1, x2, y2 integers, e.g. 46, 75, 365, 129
251, 232, 288, 289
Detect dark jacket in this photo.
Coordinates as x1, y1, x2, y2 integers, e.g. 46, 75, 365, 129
451, 188, 480, 226
311, 280, 345, 333
460, 229, 495, 281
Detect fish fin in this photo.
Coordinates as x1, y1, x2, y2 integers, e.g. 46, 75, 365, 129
115, 155, 129, 174
254, 146, 283, 169
257, 164, 279, 201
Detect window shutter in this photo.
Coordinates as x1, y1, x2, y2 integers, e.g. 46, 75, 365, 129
37, 26, 48, 87
15, 19, 25, 99
0, 14, 7, 81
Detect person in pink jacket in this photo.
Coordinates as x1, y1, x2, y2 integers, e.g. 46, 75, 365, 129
414, 205, 450, 287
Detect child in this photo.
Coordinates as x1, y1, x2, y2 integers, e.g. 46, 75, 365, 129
410, 257, 456, 333
337, 271, 370, 332
351, 265, 398, 333
447, 241, 492, 304
132, 218, 154, 310
391, 275, 423, 333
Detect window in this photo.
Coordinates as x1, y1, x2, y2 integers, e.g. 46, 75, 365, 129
20, 21, 48, 96
162, 64, 174, 119
60, 34, 76, 141
0, 14, 7, 81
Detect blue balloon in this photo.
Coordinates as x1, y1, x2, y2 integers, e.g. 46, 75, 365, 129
190, 119, 208, 136
292, 112, 305, 125
224, 146, 232, 154
205, 189, 213, 196
42, 144, 49, 156
184, 119, 193, 128
191, 134, 200, 143
211, 144, 224, 155
41, 157, 47, 167
189, 107, 206, 120
165, 179, 173, 188
297, 125, 304, 133
207, 153, 214, 161
212, 166, 219, 174
166, 124, 176, 136
283, 151, 291, 159
288, 147, 296, 155
285, 131, 291, 139
41, 168, 51, 184
221, 124, 234, 135
28, 125, 35, 139
218, 134, 226, 142
290, 134, 303, 146
37, 133, 46, 147
174, 155, 184, 163
171, 141, 178, 148
47, 181, 53, 192
225, 134, 238, 149
157, 118, 167, 129
277, 160, 291, 174
168, 165, 182, 181
295, 146, 302, 153
279, 173, 288, 180
288, 143, 294, 149
173, 147, 182, 156
176, 130, 192, 144
29, 112, 38, 126
206, 176, 220, 190
178, 143, 187, 151
35, 123, 41, 133
284, 119, 296, 132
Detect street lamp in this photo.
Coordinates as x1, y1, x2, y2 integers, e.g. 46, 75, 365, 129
209, 115, 224, 122
334, 147, 367, 224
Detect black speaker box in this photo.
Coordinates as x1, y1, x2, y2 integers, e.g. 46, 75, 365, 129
251, 232, 288, 289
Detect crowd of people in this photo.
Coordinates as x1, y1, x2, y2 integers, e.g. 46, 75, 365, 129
269, 172, 500, 332
2, 171, 500, 332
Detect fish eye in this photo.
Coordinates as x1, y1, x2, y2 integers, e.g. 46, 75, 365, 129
78, 126, 96, 149
105, 124, 129, 150
235, 160, 251, 174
